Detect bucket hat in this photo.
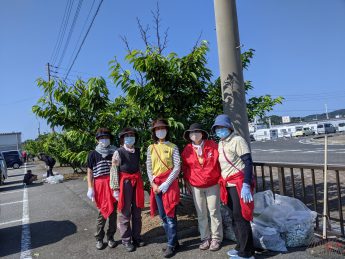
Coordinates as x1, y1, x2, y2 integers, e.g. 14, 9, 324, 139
183, 123, 209, 141
211, 114, 234, 133
118, 127, 138, 139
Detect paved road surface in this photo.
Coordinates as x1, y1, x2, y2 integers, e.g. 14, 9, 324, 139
251, 137, 345, 165
0, 163, 317, 259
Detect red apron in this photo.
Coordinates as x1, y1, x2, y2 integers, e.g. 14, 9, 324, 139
150, 169, 180, 218
94, 175, 116, 219
118, 172, 145, 212
219, 171, 254, 222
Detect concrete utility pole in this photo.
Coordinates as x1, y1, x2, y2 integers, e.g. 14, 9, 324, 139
46, 63, 55, 133
214, 0, 250, 143
325, 104, 329, 120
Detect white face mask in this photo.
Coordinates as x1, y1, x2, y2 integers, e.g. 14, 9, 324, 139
99, 139, 110, 147
155, 129, 167, 140
189, 132, 202, 143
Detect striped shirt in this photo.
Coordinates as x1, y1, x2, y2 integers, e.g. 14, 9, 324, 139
87, 150, 112, 178
146, 142, 181, 187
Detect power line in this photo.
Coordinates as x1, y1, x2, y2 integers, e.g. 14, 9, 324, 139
57, 0, 84, 68
64, 0, 105, 81
51, 0, 74, 66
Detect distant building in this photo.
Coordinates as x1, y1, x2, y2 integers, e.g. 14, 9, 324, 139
0, 132, 22, 152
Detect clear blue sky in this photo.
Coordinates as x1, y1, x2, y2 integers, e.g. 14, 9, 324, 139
1, 0, 345, 140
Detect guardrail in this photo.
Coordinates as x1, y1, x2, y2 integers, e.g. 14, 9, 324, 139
253, 162, 345, 237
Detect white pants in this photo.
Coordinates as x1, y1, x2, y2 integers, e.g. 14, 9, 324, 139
191, 184, 223, 241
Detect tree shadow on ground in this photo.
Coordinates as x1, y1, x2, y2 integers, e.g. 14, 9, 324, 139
0, 220, 77, 257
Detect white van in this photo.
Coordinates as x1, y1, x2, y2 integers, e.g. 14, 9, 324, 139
338, 122, 345, 132
253, 129, 278, 141
317, 123, 336, 134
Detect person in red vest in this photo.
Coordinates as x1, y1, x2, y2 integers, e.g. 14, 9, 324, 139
146, 118, 181, 258
110, 127, 145, 252
212, 114, 255, 259
86, 128, 117, 250
181, 123, 223, 251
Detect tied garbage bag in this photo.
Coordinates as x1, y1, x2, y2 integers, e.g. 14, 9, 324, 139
251, 223, 287, 252
253, 190, 274, 216
45, 174, 64, 184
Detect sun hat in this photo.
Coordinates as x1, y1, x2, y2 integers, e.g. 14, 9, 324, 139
151, 119, 169, 131
211, 114, 234, 133
183, 123, 209, 141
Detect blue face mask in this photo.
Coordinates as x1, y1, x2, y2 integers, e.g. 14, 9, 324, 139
124, 136, 135, 146
215, 128, 231, 139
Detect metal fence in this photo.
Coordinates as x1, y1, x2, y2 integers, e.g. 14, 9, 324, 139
253, 162, 345, 237
178, 162, 345, 237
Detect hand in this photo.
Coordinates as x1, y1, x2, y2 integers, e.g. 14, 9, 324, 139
159, 182, 169, 194
241, 183, 253, 203
152, 183, 160, 194
87, 188, 94, 201
113, 190, 119, 200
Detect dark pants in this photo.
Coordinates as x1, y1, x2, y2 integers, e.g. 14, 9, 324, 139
46, 166, 54, 177
155, 192, 178, 248
118, 180, 142, 244
226, 187, 254, 258
95, 205, 117, 241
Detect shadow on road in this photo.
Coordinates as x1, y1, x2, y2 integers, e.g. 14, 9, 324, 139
0, 220, 77, 257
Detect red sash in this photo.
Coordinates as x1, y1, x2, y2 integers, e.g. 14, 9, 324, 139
94, 175, 116, 219
118, 172, 145, 212
219, 171, 254, 221
150, 169, 180, 218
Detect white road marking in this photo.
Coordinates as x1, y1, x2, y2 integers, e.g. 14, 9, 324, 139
0, 219, 22, 226
0, 190, 25, 195
0, 200, 24, 206
20, 163, 32, 259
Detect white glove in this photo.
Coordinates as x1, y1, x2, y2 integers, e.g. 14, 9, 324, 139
159, 182, 169, 194
113, 190, 119, 200
87, 188, 94, 200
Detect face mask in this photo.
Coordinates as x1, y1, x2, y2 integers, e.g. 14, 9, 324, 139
189, 132, 202, 143
155, 129, 167, 140
99, 139, 110, 147
124, 136, 135, 146
215, 128, 231, 139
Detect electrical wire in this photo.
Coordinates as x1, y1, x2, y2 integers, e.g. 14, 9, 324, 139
64, 0, 104, 81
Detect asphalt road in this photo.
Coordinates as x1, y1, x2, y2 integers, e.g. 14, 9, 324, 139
251, 137, 345, 165
0, 163, 318, 259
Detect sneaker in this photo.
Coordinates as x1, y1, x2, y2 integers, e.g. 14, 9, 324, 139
107, 238, 117, 248
231, 256, 254, 259
209, 239, 221, 251
227, 249, 239, 257
96, 240, 103, 250
162, 242, 180, 252
163, 246, 176, 258
123, 242, 135, 252
133, 238, 146, 247
199, 239, 210, 250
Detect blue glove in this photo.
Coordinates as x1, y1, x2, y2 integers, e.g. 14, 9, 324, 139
241, 183, 253, 203
159, 182, 169, 194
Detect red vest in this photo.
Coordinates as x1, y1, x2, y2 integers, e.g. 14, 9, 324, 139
182, 140, 221, 188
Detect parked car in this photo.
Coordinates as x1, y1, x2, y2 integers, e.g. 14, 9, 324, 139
293, 127, 315, 137
317, 123, 336, 134
253, 129, 278, 141
0, 155, 8, 185
338, 123, 345, 132
0, 150, 23, 169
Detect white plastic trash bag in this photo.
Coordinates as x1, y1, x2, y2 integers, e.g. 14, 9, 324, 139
45, 174, 64, 184
253, 190, 275, 216
251, 223, 287, 252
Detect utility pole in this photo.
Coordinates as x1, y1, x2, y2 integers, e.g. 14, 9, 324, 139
214, 0, 250, 143
325, 104, 329, 120
46, 63, 55, 133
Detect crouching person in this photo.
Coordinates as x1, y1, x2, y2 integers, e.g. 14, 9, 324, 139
110, 127, 145, 252
146, 119, 181, 258
181, 123, 223, 251
87, 128, 117, 250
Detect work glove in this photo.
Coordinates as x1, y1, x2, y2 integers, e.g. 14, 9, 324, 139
159, 182, 170, 194
240, 183, 253, 203
87, 188, 94, 201
113, 190, 120, 200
